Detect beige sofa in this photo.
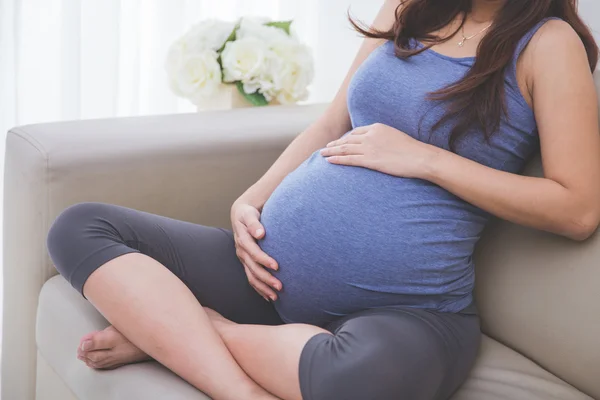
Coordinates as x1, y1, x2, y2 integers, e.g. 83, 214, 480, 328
2, 73, 600, 400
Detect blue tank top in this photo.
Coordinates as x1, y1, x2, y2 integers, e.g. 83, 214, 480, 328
258, 20, 550, 326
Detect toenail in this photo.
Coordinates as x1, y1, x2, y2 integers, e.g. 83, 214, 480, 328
81, 340, 92, 351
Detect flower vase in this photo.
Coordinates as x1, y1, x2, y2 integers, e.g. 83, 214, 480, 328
196, 85, 255, 112
196, 85, 281, 112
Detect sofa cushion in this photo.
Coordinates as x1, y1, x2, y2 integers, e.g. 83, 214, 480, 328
37, 276, 591, 400
451, 336, 592, 400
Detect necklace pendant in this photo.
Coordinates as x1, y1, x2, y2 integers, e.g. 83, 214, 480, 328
458, 39, 465, 47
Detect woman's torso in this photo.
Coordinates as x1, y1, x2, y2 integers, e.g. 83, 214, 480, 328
259, 21, 547, 327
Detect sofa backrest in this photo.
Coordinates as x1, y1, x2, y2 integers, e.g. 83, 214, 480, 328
474, 70, 600, 399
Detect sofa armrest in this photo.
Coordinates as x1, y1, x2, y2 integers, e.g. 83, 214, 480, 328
1, 104, 327, 400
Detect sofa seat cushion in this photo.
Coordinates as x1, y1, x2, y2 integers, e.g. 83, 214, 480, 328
37, 276, 591, 400
451, 335, 592, 400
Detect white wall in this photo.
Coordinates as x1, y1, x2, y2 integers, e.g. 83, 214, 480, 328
310, 0, 384, 101
580, 0, 600, 42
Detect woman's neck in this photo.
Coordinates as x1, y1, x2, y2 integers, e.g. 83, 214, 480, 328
470, 0, 506, 23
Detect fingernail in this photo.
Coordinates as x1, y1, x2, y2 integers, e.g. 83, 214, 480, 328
81, 340, 92, 351
256, 228, 264, 236
270, 295, 277, 301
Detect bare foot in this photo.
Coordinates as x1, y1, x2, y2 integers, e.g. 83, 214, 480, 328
77, 325, 151, 370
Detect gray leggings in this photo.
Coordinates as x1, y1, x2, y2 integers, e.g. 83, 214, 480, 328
47, 202, 481, 400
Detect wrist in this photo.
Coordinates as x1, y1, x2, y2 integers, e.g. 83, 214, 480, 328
233, 189, 267, 212
419, 144, 446, 183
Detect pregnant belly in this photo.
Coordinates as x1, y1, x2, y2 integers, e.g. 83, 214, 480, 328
258, 151, 484, 327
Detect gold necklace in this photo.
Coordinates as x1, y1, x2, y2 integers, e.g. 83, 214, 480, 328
457, 22, 493, 47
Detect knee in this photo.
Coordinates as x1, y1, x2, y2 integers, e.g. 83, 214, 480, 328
47, 202, 114, 276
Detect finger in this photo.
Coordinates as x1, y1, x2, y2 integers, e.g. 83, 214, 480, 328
244, 255, 282, 291
320, 144, 363, 157
241, 213, 266, 240
350, 126, 371, 135
244, 266, 278, 301
235, 220, 273, 267
237, 229, 279, 270
326, 135, 363, 148
243, 266, 271, 302
326, 155, 366, 166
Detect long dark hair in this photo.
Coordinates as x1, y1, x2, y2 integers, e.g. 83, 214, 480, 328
351, 0, 599, 150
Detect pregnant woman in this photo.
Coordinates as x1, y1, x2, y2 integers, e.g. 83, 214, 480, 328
47, 0, 600, 399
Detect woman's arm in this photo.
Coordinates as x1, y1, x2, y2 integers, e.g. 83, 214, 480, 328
236, 0, 401, 209
425, 21, 600, 240
322, 20, 600, 241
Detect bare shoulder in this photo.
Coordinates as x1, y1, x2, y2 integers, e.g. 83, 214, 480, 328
526, 19, 589, 70
519, 19, 592, 93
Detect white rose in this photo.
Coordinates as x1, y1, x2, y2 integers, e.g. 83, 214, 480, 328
184, 20, 236, 52
165, 38, 187, 96
237, 18, 290, 44
268, 41, 314, 104
242, 77, 278, 101
221, 37, 269, 83
169, 50, 223, 104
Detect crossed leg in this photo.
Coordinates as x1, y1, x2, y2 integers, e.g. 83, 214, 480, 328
47, 203, 328, 399
48, 203, 480, 400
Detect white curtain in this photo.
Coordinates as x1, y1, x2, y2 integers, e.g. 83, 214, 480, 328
0, 0, 383, 135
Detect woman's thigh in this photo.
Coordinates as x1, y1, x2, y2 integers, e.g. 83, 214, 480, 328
47, 202, 282, 325
298, 306, 481, 400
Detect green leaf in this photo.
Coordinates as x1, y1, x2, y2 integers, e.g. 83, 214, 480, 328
217, 22, 241, 82
265, 20, 293, 35
218, 22, 240, 54
236, 82, 269, 107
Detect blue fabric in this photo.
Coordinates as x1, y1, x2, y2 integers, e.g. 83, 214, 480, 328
260, 19, 552, 326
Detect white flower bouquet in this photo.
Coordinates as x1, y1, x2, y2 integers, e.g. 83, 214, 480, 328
166, 18, 315, 108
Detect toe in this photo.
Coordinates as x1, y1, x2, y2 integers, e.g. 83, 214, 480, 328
78, 354, 99, 369
82, 326, 123, 352
79, 331, 99, 352
82, 350, 113, 369
86, 351, 107, 364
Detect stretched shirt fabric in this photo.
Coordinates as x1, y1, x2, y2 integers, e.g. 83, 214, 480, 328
259, 20, 551, 326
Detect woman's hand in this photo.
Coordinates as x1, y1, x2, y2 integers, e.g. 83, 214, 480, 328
231, 202, 281, 302
320, 123, 437, 179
